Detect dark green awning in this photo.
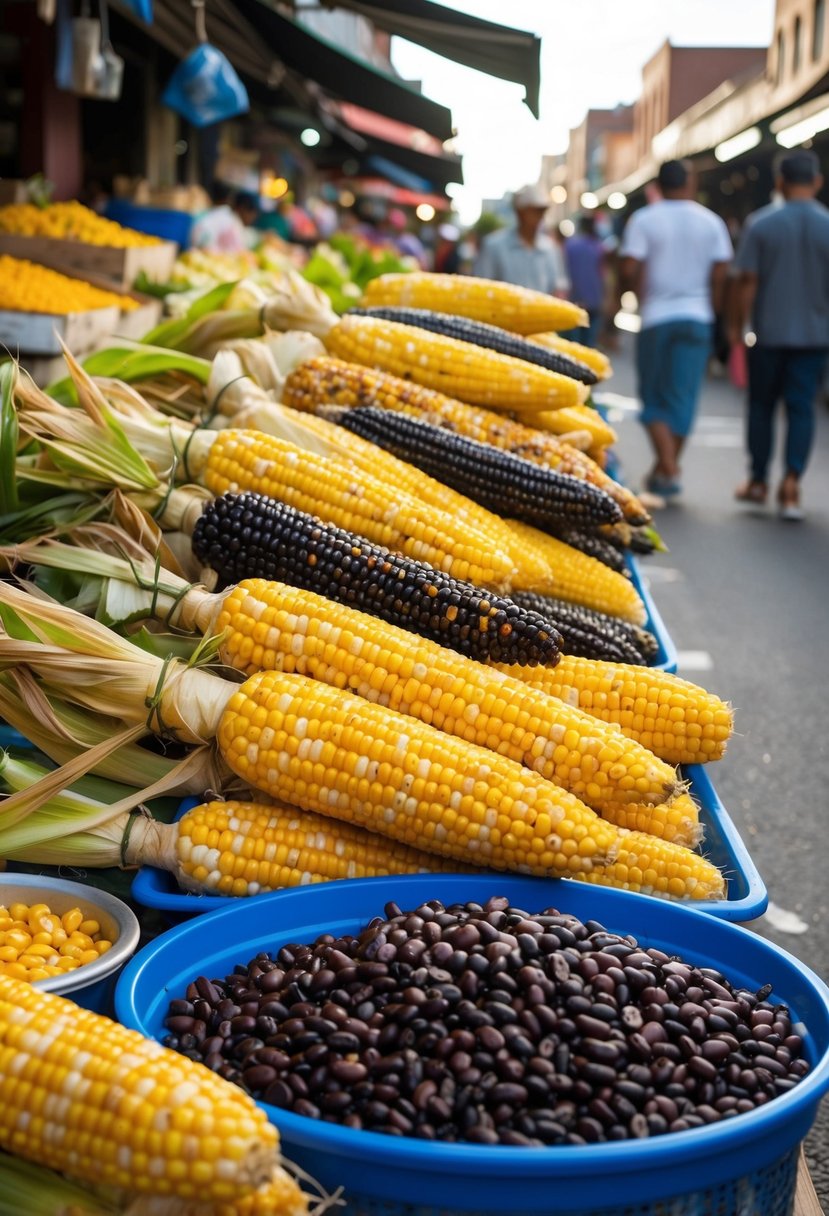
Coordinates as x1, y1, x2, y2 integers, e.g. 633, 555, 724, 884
230, 0, 455, 141
322, 0, 541, 117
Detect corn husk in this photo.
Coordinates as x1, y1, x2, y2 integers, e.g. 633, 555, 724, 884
142, 272, 338, 358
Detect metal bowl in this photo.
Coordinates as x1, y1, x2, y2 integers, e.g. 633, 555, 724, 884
1, 873, 140, 1010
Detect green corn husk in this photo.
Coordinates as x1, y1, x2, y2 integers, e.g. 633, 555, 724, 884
141, 272, 338, 357
47, 343, 212, 405
0, 1150, 120, 1216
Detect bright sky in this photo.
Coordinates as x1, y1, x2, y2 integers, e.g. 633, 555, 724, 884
390, 0, 777, 225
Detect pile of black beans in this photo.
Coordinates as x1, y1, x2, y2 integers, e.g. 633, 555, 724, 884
162, 898, 810, 1147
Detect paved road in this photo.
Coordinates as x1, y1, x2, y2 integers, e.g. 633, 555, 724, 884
598, 336, 829, 1204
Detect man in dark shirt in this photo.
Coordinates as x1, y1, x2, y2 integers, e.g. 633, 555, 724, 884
729, 151, 829, 520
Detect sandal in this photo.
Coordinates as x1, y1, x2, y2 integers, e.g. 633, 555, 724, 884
734, 480, 767, 505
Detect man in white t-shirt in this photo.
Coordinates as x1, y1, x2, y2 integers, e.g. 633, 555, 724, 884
620, 161, 733, 500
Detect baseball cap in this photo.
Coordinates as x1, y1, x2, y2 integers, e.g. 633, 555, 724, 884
513, 184, 550, 210
779, 151, 821, 183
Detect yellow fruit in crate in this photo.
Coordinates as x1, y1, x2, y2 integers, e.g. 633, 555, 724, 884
0, 202, 160, 248
0, 256, 139, 314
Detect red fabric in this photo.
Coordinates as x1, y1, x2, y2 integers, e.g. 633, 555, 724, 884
728, 342, 748, 390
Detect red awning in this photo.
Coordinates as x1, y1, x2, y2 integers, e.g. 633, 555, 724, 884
325, 100, 446, 157
340, 177, 451, 210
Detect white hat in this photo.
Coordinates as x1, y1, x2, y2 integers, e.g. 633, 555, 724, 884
513, 183, 550, 210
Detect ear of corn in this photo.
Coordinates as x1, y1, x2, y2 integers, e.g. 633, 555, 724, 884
218, 669, 725, 899
207, 578, 684, 826
510, 591, 658, 665
528, 332, 612, 379
506, 521, 648, 625
516, 405, 618, 454
0, 974, 281, 1202
348, 307, 599, 384
323, 404, 623, 530
202, 428, 515, 590
361, 272, 588, 334
192, 494, 562, 667
546, 526, 629, 574
504, 654, 734, 765
324, 314, 588, 412
282, 358, 650, 525
135, 800, 470, 896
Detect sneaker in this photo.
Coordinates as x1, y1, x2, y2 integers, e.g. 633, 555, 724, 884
777, 477, 804, 521
644, 473, 682, 498
735, 480, 768, 506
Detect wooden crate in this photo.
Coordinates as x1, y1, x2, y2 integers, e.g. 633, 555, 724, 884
0, 304, 121, 357
0, 232, 178, 289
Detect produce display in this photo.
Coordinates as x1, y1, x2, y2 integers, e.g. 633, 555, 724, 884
0, 201, 161, 247
325, 313, 589, 411
1, 263, 820, 1213
281, 356, 645, 522
0, 255, 139, 314
348, 305, 600, 384
361, 272, 587, 333
160, 895, 811, 1146
0, 897, 112, 981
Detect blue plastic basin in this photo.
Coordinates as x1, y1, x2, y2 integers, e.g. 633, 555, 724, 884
116, 875, 828, 1215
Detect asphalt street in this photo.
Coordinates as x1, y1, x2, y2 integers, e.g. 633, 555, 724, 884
597, 335, 829, 1203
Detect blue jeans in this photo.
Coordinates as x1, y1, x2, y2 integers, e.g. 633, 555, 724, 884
636, 320, 713, 438
746, 346, 829, 481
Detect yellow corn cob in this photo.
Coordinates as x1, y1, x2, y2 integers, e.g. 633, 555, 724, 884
218, 670, 725, 900
597, 791, 701, 844
202, 579, 683, 823
325, 314, 588, 412
282, 358, 650, 525
503, 654, 734, 765
506, 521, 647, 624
164, 1166, 311, 1215
361, 272, 587, 334
0, 974, 282, 1202
201, 429, 514, 589
144, 799, 471, 896
516, 405, 618, 452
529, 332, 612, 379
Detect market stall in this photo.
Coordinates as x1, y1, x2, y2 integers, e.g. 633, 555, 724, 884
0, 268, 827, 1216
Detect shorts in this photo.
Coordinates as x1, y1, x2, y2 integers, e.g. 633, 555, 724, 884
636, 320, 713, 438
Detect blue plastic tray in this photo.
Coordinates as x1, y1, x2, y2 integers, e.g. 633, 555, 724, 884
116, 874, 829, 1216
628, 555, 677, 673
0, 724, 35, 749
130, 764, 767, 924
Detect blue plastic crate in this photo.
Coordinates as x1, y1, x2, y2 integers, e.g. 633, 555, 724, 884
627, 555, 678, 673
116, 874, 829, 1216
130, 764, 767, 924
104, 200, 191, 248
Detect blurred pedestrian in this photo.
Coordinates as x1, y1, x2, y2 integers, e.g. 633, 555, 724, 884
190, 181, 250, 253
474, 184, 569, 296
729, 151, 829, 521
620, 160, 732, 502
563, 214, 606, 347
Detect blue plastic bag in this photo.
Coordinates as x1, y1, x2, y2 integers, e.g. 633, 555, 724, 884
122, 0, 153, 19
162, 43, 249, 127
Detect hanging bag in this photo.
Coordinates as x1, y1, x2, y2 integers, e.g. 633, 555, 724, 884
162, 0, 249, 127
